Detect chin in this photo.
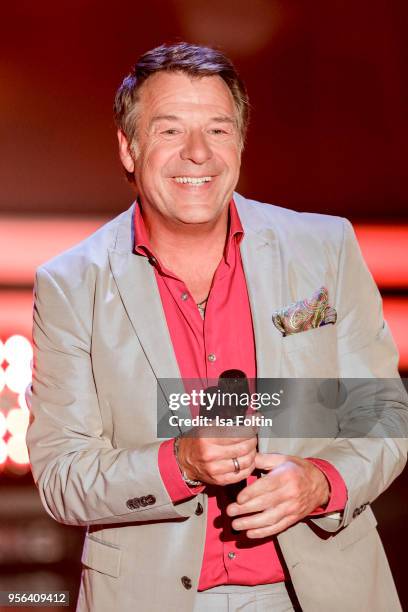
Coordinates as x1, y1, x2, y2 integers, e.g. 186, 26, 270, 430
171, 201, 222, 225
176, 212, 216, 225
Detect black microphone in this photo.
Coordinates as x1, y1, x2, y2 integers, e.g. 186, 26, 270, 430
199, 371, 258, 533
199, 371, 255, 507
218, 370, 252, 507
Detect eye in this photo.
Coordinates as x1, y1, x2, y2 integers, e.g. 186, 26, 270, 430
161, 129, 180, 135
209, 128, 228, 135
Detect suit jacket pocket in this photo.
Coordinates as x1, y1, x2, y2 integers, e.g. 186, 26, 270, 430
281, 323, 338, 377
282, 321, 337, 353
334, 506, 378, 550
81, 534, 121, 578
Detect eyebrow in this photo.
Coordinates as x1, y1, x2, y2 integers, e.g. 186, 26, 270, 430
149, 114, 237, 126
149, 115, 180, 125
210, 116, 237, 125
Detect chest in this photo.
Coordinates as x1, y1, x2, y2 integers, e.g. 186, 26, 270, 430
182, 274, 213, 304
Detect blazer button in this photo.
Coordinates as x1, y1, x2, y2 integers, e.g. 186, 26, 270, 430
352, 507, 360, 518
195, 502, 203, 516
146, 494, 156, 505
181, 576, 192, 590
126, 498, 140, 510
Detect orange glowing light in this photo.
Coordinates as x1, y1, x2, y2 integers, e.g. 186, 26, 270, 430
6, 408, 29, 436
4, 363, 32, 395
0, 412, 7, 438
4, 334, 33, 364
0, 368, 5, 393
0, 439, 7, 464
0, 216, 108, 285
354, 224, 408, 288
0, 293, 34, 339
7, 435, 30, 465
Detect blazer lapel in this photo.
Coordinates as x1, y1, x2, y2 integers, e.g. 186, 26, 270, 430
235, 194, 285, 454
235, 195, 283, 380
108, 205, 183, 412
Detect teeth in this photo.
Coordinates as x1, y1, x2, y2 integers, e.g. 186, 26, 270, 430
174, 176, 212, 184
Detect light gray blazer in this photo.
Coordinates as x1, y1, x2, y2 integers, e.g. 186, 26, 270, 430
26, 193, 408, 612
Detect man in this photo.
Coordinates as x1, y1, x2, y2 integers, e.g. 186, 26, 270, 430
26, 43, 408, 612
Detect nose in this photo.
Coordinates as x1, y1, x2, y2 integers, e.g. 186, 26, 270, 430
180, 129, 212, 164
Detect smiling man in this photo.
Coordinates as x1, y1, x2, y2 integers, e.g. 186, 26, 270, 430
26, 43, 408, 612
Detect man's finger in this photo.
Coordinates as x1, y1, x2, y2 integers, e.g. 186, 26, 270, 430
231, 500, 294, 532
227, 480, 288, 515
205, 438, 258, 461
210, 453, 256, 476
254, 452, 288, 471
228, 469, 284, 505
246, 516, 297, 539
226, 493, 277, 517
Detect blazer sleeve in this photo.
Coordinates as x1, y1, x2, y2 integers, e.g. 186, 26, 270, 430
26, 266, 200, 526
309, 218, 408, 532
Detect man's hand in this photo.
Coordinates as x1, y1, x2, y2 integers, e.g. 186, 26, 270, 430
176, 427, 258, 486
226, 452, 330, 538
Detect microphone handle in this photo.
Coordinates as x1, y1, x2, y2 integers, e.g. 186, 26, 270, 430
199, 372, 256, 533
224, 478, 246, 504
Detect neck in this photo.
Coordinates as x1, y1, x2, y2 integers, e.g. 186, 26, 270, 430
141, 204, 230, 266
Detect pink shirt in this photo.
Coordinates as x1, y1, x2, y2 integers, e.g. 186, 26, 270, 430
134, 199, 347, 590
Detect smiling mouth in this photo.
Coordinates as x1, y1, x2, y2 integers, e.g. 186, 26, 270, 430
172, 176, 213, 185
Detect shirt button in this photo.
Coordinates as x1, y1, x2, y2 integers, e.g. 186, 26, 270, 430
181, 292, 188, 301
208, 353, 216, 362
228, 552, 236, 560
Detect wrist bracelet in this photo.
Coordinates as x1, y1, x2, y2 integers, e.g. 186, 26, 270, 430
173, 436, 203, 487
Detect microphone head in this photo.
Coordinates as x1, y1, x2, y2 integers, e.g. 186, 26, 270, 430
218, 370, 249, 418
198, 371, 251, 419
218, 369, 249, 396
199, 386, 219, 417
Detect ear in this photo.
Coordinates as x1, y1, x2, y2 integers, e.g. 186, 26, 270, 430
117, 129, 135, 174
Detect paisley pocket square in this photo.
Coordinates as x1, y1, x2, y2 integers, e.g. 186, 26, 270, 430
272, 286, 337, 337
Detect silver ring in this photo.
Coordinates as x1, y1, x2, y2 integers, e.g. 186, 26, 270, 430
232, 457, 240, 473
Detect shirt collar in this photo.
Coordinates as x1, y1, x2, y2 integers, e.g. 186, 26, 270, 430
133, 197, 244, 270
224, 197, 244, 264
133, 198, 156, 262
